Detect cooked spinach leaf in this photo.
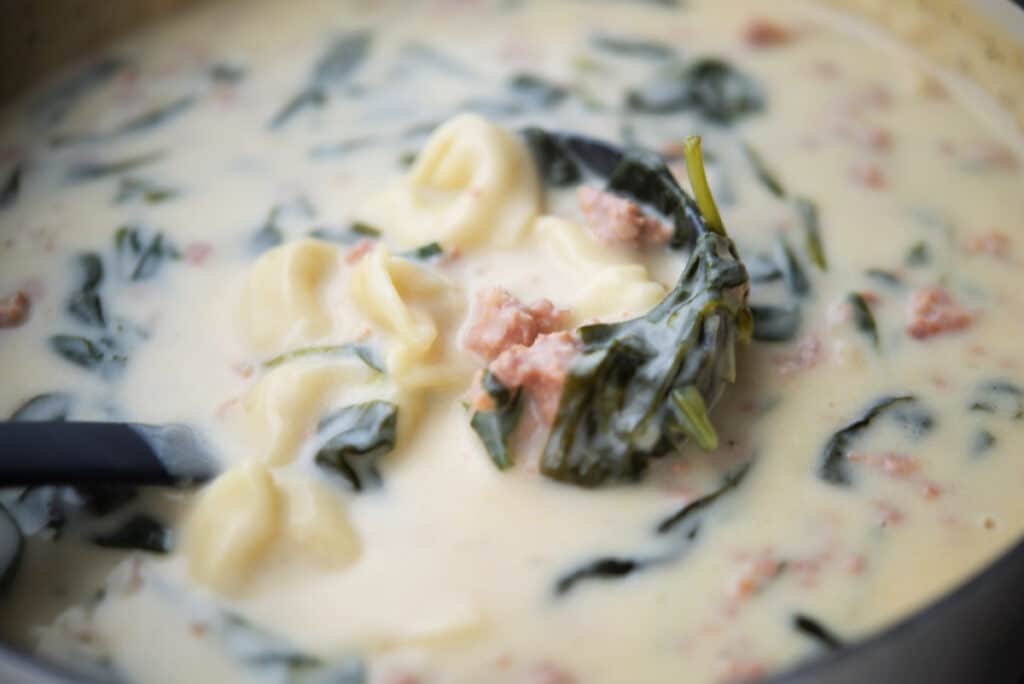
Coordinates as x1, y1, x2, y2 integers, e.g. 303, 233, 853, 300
395, 43, 476, 79
470, 371, 523, 470
115, 225, 181, 280
30, 56, 126, 127
270, 32, 372, 129
507, 73, 569, 109
66, 151, 165, 183
968, 379, 1024, 419
847, 293, 879, 349
657, 461, 752, 535
743, 142, 785, 198
10, 393, 74, 422
521, 127, 582, 187
745, 254, 783, 283
53, 96, 196, 146
590, 35, 674, 59
888, 402, 935, 438
92, 514, 171, 554
972, 429, 997, 455
115, 176, 178, 204
399, 242, 443, 261
865, 269, 902, 287
263, 343, 384, 373
309, 136, 378, 160
49, 335, 109, 371
774, 235, 810, 298
905, 241, 930, 267
818, 395, 917, 486
555, 557, 651, 596
249, 224, 284, 254
794, 197, 826, 270
626, 58, 764, 124
750, 304, 801, 343
539, 136, 750, 486
67, 288, 105, 329
0, 164, 22, 209
0, 505, 24, 595
315, 402, 398, 491
792, 613, 844, 651
209, 63, 247, 84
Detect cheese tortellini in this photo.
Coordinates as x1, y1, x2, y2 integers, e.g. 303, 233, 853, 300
356, 113, 541, 250
241, 239, 339, 353
534, 216, 666, 322
184, 464, 361, 591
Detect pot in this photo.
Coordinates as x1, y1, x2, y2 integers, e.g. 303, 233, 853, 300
0, 1, 1022, 682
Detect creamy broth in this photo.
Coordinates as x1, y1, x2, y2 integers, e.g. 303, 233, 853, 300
1, 1, 1023, 683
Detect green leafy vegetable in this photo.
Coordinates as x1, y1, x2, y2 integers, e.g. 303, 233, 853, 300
209, 63, 247, 84
794, 197, 826, 270
818, 395, 917, 486
30, 56, 126, 127
539, 134, 750, 487
743, 142, 785, 198
92, 514, 171, 554
847, 293, 879, 349
507, 73, 569, 108
626, 58, 764, 124
249, 224, 284, 254
66, 151, 165, 183
905, 241, 930, 267
48, 335, 110, 371
399, 242, 443, 261
115, 176, 178, 204
0, 505, 24, 595
590, 35, 674, 59
972, 429, 996, 455
657, 461, 752, 535
394, 43, 476, 79
968, 379, 1024, 419
888, 402, 935, 438
774, 235, 809, 298
270, 32, 372, 129
263, 343, 384, 373
52, 96, 196, 146
66, 252, 106, 328
750, 304, 801, 343
309, 136, 378, 160
115, 226, 181, 281
10, 393, 74, 422
555, 557, 651, 596
745, 254, 782, 283
315, 401, 398, 491
792, 614, 844, 651
522, 127, 582, 187
1, 164, 21, 210
865, 269, 902, 288
470, 371, 523, 470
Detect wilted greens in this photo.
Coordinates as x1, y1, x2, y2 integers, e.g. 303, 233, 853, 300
315, 401, 398, 491
470, 372, 523, 470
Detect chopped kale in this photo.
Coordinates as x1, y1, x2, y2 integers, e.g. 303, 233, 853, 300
521, 127, 582, 187
968, 379, 1024, 419
470, 372, 524, 470
400, 242, 444, 261
315, 402, 398, 491
745, 254, 783, 283
52, 95, 196, 146
554, 557, 651, 596
115, 176, 178, 204
657, 461, 752, 535
972, 429, 997, 455
865, 269, 903, 288
794, 197, 826, 270
209, 63, 247, 84
774, 235, 810, 298
507, 73, 570, 109
744, 142, 785, 198
30, 56, 126, 127
905, 241, 931, 267
750, 304, 801, 343
92, 514, 171, 554
114, 225, 181, 281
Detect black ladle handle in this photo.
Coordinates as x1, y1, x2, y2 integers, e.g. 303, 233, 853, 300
0, 421, 216, 487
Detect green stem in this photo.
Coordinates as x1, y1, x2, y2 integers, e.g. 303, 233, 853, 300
683, 136, 725, 236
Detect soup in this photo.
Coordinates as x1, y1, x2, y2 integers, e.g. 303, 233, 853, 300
0, 1, 1022, 682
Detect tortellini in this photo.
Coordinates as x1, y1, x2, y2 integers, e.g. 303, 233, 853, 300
185, 463, 281, 592
240, 357, 384, 466
241, 239, 338, 353
356, 113, 541, 250
184, 464, 361, 591
535, 216, 666, 322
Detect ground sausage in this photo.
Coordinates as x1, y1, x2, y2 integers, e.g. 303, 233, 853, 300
463, 287, 566, 361
489, 331, 581, 423
742, 19, 794, 47
965, 230, 1011, 258
0, 290, 30, 328
905, 286, 973, 340
577, 186, 673, 247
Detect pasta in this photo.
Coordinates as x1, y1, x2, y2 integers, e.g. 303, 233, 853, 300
356, 113, 541, 250
240, 239, 339, 353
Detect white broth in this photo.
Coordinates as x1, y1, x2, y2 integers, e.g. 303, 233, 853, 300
0, 1, 1023, 683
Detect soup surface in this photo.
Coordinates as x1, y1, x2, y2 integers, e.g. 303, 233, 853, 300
1, 1, 1023, 683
